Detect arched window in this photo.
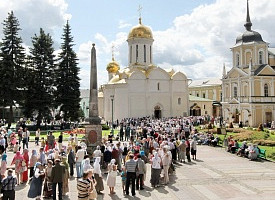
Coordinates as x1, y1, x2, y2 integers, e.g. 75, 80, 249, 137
157, 82, 160, 91
136, 45, 138, 62
236, 53, 240, 67
144, 45, 146, 62
259, 51, 264, 65
233, 87, 238, 98
130, 46, 132, 63
264, 84, 269, 97
178, 98, 181, 105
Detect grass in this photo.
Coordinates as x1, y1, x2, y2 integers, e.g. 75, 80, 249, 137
199, 127, 275, 161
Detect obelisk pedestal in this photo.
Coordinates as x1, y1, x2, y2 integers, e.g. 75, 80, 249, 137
85, 43, 102, 155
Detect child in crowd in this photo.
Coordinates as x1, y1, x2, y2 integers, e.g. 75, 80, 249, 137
41, 137, 46, 148
121, 167, 126, 193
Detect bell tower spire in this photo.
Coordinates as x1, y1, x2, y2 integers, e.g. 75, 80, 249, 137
244, 0, 252, 31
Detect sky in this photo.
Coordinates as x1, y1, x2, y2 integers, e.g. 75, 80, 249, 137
0, 0, 275, 88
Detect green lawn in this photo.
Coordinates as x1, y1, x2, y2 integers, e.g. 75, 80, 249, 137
198, 127, 275, 161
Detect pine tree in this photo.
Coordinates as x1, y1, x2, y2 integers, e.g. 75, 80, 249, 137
55, 21, 80, 121
29, 28, 56, 127
0, 11, 25, 127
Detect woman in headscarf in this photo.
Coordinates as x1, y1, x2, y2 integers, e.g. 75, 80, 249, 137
43, 160, 53, 198
106, 159, 117, 194
150, 151, 162, 188
11, 151, 24, 184
62, 156, 70, 196
93, 157, 104, 194
27, 162, 45, 199
30, 150, 38, 179
83, 158, 92, 172
22, 149, 29, 182
1, 153, 7, 178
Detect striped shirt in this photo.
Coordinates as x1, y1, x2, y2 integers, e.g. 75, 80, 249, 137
77, 178, 91, 199
125, 159, 137, 173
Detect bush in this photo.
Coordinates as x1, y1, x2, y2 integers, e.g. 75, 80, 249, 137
102, 124, 110, 130
253, 140, 275, 146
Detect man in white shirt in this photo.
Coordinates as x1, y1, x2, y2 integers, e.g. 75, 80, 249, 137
75, 146, 85, 178
22, 128, 30, 149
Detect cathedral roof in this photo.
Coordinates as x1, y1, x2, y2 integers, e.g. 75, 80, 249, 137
235, 0, 265, 45
189, 78, 222, 88
128, 18, 153, 40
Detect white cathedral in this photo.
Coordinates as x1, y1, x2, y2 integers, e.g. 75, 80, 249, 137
99, 18, 189, 121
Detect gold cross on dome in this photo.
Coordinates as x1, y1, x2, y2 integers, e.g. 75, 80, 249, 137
111, 44, 115, 61
138, 5, 142, 18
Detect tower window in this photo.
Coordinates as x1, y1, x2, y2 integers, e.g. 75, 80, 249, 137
264, 84, 269, 97
236, 53, 240, 67
178, 98, 181, 105
157, 83, 160, 91
204, 105, 206, 109
259, 51, 263, 64
203, 93, 206, 98
233, 87, 238, 98
150, 46, 152, 63
136, 45, 138, 63
130, 46, 132, 63
196, 93, 199, 97
144, 45, 146, 62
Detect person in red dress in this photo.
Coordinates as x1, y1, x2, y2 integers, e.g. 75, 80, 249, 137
22, 149, 29, 182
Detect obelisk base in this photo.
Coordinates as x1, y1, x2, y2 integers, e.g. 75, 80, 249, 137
85, 124, 102, 155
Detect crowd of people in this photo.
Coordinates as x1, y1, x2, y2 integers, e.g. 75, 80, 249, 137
0, 116, 207, 199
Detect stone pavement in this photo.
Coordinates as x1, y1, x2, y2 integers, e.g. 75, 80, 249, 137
9, 144, 275, 200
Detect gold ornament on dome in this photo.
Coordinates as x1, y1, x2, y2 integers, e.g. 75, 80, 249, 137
128, 18, 153, 40
106, 60, 120, 73
107, 44, 120, 73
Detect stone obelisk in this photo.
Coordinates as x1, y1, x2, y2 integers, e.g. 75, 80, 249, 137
85, 43, 102, 155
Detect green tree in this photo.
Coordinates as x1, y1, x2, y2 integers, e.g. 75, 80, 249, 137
55, 21, 80, 121
28, 28, 56, 127
0, 11, 25, 127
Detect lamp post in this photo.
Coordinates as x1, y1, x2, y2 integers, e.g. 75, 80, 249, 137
110, 95, 114, 135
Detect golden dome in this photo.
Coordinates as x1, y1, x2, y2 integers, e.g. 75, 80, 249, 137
106, 58, 120, 73
128, 18, 153, 40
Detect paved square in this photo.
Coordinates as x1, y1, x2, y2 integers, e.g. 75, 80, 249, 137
12, 145, 275, 200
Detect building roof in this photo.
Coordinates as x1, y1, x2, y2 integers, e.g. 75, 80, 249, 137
189, 95, 213, 102
269, 48, 275, 56
189, 78, 222, 88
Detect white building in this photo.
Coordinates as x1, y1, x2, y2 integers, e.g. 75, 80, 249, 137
100, 18, 189, 121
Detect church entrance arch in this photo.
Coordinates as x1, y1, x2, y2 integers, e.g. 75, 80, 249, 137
190, 103, 201, 116
154, 105, 161, 119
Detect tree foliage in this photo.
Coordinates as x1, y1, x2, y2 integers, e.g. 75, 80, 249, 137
28, 28, 56, 127
0, 11, 25, 127
55, 21, 81, 121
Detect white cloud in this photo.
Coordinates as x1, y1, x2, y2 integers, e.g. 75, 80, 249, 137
77, 0, 275, 88
0, 0, 70, 46
153, 0, 275, 81
118, 20, 132, 29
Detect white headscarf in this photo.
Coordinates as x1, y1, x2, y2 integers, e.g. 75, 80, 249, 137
111, 159, 116, 164
93, 157, 101, 176
83, 158, 92, 172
